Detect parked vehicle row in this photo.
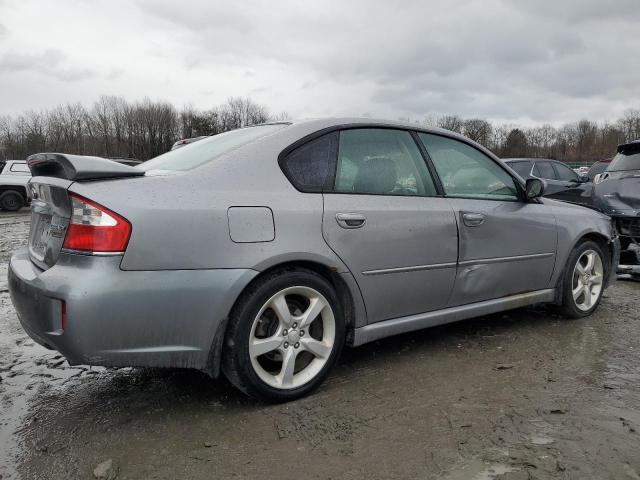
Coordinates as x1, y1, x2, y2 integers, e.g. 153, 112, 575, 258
503, 158, 593, 207
504, 151, 639, 257
8, 118, 618, 401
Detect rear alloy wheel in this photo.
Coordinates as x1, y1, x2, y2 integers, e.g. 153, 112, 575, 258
0, 191, 25, 212
223, 269, 344, 402
560, 240, 607, 318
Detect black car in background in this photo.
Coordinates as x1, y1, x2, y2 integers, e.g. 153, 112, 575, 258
503, 158, 593, 207
593, 140, 640, 251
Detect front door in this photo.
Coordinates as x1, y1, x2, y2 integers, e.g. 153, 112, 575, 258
418, 133, 557, 306
321, 128, 459, 323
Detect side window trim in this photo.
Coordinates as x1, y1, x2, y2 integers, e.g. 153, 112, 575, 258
409, 130, 445, 196
415, 132, 525, 202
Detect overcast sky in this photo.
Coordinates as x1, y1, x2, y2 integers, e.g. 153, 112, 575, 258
0, 0, 638, 125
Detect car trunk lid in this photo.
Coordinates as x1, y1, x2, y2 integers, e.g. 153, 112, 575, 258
26, 153, 144, 270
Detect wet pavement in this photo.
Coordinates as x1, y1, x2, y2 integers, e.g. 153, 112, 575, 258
1, 209, 640, 479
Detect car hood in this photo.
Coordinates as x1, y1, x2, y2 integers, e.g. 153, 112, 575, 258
594, 170, 640, 216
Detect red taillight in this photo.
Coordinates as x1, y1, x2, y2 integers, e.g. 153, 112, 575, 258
63, 193, 131, 253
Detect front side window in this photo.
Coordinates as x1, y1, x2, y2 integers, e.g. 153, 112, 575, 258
280, 132, 338, 192
418, 133, 518, 201
533, 161, 557, 180
554, 163, 579, 182
509, 161, 533, 179
334, 129, 437, 196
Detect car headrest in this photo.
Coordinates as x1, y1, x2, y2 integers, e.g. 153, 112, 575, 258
353, 158, 398, 194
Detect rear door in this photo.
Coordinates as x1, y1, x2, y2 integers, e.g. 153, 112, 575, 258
321, 128, 458, 323
418, 133, 557, 306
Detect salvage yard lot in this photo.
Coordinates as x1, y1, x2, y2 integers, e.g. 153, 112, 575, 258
1, 209, 640, 479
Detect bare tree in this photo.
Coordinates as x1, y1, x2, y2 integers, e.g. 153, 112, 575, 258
463, 119, 492, 145
437, 115, 463, 134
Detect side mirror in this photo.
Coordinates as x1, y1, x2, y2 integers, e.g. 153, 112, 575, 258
525, 178, 546, 200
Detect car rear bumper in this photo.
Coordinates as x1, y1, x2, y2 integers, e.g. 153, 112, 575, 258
8, 248, 257, 370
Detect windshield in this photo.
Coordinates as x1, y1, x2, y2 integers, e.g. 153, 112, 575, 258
608, 152, 640, 172
139, 123, 289, 172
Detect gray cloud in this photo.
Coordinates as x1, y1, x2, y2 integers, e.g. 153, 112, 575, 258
0, 24, 6, 37
0, 0, 638, 123
0, 49, 98, 81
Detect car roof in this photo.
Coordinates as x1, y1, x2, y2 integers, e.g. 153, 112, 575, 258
276, 117, 461, 137
262, 117, 502, 161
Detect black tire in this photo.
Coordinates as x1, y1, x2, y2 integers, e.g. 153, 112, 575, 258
222, 268, 345, 402
558, 240, 607, 319
0, 190, 25, 212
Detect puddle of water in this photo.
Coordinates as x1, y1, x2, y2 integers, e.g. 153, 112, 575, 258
442, 459, 519, 480
530, 435, 555, 445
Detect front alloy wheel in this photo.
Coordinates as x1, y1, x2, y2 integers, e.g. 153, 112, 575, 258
571, 249, 604, 312
560, 240, 607, 318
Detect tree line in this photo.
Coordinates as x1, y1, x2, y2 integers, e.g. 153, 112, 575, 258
420, 112, 640, 165
0, 96, 283, 162
1, 95, 639, 164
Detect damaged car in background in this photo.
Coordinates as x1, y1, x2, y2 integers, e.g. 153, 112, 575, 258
594, 140, 640, 276
8, 118, 620, 402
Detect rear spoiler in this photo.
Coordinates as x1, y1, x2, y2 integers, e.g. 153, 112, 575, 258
618, 140, 640, 155
27, 153, 145, 181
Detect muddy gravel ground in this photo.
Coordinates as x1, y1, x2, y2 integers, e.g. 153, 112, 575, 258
1, 210, 640, 480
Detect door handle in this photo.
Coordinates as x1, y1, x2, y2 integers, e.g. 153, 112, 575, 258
336, 213, 366, 229
462, 212, 485, 227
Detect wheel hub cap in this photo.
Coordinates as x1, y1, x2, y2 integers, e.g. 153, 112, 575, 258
287, 330, 300, 344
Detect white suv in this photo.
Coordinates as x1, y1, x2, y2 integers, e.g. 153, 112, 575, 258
0, 160, 30, 211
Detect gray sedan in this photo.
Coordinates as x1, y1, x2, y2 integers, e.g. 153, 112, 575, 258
8, 118, 619, 401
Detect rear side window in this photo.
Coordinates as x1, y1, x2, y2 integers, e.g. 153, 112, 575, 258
139, 124, 288, 172
533, 161, 557, 180
419, 133, 518, 201
608, 152, 640, 172
554, 162, 579, 181
334, 128, 437, 196
10, 163, 30, 173
509, 161, 532, 178
280, 132, 338, 192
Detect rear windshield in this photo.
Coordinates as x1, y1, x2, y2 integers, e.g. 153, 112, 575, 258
139, 124, 288, 172
608, 152, 640, 172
